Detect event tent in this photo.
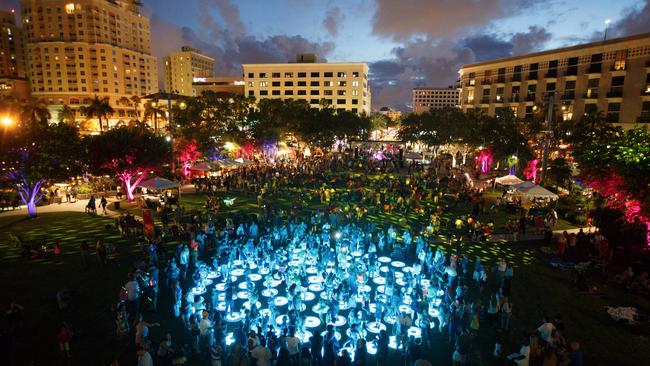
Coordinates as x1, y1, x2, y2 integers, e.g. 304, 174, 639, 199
190, 162, 215, 171
139, 177, 180, 190
512, 181, 559, 200
495, 174, 524, 186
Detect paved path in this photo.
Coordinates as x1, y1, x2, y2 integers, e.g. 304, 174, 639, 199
0, 197, 121, 218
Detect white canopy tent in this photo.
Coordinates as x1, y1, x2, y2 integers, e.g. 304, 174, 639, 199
495, 174, 524, 186
512, 181, 559, 200
140, 177, 180, 190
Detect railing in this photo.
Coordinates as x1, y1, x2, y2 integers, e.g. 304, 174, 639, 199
610, 65, 626, 72
606, 89, 623, 98
545, 70, 558, 78
527, 73, 538, 80
561, 91, 575, 100
583, 92, 599, 99
641, 89, 650, 96
496, 76, 506, 83
511, 75, 522, 82
510, 95, 520, 102
605, 113, 620, 123
481, 79, 492, 85
526, 94, 536, 102
636, 111, 650, 123
480, 97, 490, 104
587, 65, 602, 74
564, 67, 578, 76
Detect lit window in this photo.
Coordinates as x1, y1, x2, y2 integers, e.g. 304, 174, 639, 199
260, 81, 268, 87
65, 3, 75, 14
352, 81, 359, 87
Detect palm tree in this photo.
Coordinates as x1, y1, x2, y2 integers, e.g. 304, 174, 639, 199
57, 104, 76, 126
20, 98, 51, 129
130, 95, 142, 119
80, 96, 114, 133
144, 101, 166, 133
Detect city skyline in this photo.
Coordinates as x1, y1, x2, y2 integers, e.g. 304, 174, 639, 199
3, 0, 650, 110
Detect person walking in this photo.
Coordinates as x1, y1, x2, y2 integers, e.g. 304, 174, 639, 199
101, 195, 108, 215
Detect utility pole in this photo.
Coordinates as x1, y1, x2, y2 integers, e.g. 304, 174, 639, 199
540, 93, 554, 185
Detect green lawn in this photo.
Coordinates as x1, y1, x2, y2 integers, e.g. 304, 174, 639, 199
0, 189, 647, 366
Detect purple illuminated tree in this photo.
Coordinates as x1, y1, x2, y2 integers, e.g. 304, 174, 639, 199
89, 127, 169, 201
0, 121, 84, 218
475, 150, 493, 174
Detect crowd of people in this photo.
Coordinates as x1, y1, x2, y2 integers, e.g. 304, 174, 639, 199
105, 156, 586, 366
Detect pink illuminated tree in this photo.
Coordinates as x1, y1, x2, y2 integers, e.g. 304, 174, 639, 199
176, 138, 201, 177
523, 159, 539, 183
475, 150, 493, 174
90, 127, 169, 201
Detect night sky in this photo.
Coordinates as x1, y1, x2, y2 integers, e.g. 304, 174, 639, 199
4, 0, 650, 110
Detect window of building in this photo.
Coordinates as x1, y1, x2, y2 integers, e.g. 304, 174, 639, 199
606, 102, 620, 122
351, 99, 358, 105
272, 81, 280, 87
584, 103, 598, 115
284, 81, 293, 86
260, 81, 268, 87
284, 72, 293, 78
546, 82, 555, 91
352, 72, 359, 77
285, 90, 293, 95
259, 72, 267, 78
248, 72, 254, 78
335, 99, 345, 104
248, 81, 254, 87
259, 90, 268, 95
272, 72, 280, 78
338, 81, 347, 87
298, 81, 306, 86
324, 72, 333, 77
310, 72, 320, 77
310, 99, 319, 104
297, 90, 306, 95
297, 72, 306, 77
337, 90, 346, 96
613, 50, 627, 71
352, 81, 359, 87
586, 78, 599, 98
272, 90, 280, 95
324, 81, 333, 87
352, 90, 358, 96
310, 81, 319, 86
310, 90, 319, 95
337, 72, 346, 78
611, 76, 624, 86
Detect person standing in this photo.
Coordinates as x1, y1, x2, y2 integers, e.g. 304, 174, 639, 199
101, 195, 108, 215
125, 274, 140, 316
96, 240, 107, 266
80, 241, 90, 268
137, 346, 154, 366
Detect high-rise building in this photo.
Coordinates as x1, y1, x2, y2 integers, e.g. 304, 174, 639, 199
458, 32, 650, 126
243, 55, 371, 115
0, 9, 29, 100
412, 87, 460, 114
164, 46, 214, 96
20, 0, 158, 128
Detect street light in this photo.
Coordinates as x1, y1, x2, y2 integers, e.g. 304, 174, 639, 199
2, 116, 13, 126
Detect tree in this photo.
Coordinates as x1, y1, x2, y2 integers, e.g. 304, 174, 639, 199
89, 127, 169, 200
1, 122, 84, 217
80, 96, 114, 133
546, 158, 573, 188
20, 98, 51, 132
176, 137, 201, 177
130, 95, 142, 121
144, 100, 167, 132
57, 104, 76, 126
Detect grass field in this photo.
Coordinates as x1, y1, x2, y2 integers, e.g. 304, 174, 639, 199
0, 188, 648, 366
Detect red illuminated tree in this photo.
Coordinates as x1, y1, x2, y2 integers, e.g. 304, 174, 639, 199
89, 127, 169, 200
176, 137, 201, 177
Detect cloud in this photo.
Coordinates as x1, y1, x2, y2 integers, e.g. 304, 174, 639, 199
372, 0, 547, 40
608, 0, 650, 37
323, 6, 344, 37
461, 34, 512, 61
510, 26, 552, 55
150, 14, 335, 79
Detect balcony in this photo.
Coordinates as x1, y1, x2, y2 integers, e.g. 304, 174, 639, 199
583, 91, 599, 99
606, 89, 623, 98
587, 65, 602, 74
481, 79, 492, 85
561, 91, 575, 100
511, 74, 522, 82
641, 88, 650, 96
564, 67, 578, 76
480, 96, 490, 104
510, 95, 520, 102
544, 70, 558, 78
636, 111, 650, 123
527, 72, 538, 80
526, 94, 537, 102
496, 76, 506, 83
610, 65, 626, 72
463, 81, 476, 87
494, 97, 505, 104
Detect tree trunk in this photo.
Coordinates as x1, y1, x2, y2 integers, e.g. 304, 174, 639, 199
99, 116, 103, 133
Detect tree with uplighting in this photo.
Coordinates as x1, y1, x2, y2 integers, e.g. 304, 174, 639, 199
89, 127, 169, 201
0, 122, 85, 217
80, 96, 114, 133
176, 137, 201, 177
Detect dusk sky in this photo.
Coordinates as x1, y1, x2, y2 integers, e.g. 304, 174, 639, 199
5, 0, 650, 110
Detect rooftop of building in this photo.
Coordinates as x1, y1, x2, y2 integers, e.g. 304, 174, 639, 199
461, 31, 650, 69
413, 87, 458, 91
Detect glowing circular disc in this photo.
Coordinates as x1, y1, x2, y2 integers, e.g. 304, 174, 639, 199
407, 326, 421, 338
207, 271, 218, 279
243, 301, 262, 310
238, 282, 248, 290
306, 267, 318, 274
308, 275, 321, 284
373, 277, 386, 285
333, 315, 346, 327
274, 296, 288, 306
248, 273, 262, 281
225, 312, 242, 322
231, 269, 245, 276
236, 291, 249, 299
366, 321, 386, 334
304, 316, 322, 328
301, 292, 316, 302
380, 266, 389, 273
261, 289, 279, 297
308, 284, 323, 292
398, 305, 413, 314
391, 261, 405, 268
378, 256, 391, 263
214, 283, 226, 292
233, 260, 243, 267
312, 303, 330, 314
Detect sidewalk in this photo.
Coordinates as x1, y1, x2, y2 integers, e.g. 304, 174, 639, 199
493, 226, 599, 242
0, 197, 122, 218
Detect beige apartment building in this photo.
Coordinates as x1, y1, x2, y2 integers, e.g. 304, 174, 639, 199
0, 10, 30, 100
412, 87, 460, 114
243, 55, 371, 115
20, 0, 158, 128
164, 46, 214, 96
192, 76, 245, 97
459, 32, 650, 127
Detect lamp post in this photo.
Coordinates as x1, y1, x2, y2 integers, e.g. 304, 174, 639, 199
1, 116, 13, 127
540, 93, 555, 185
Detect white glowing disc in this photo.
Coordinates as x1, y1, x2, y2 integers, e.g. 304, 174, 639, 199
302, 292, 316, 302
407, 326, 421, 338
215, 283, 227, 291
261, 289, 279, 297
308, 284, 323, 292
373, 277, 386, 285
367, 342, 377, 355
312, 303, 330, 314
216, 302, 227, 312
238, 282, 248, 290
192, 286, 206, 295
306, 267, 318, 274
259, 267, 270, 275
366, 321, 386, 334
352, 251, 362, 257
216, 293, 226, 301
377, 285, 385, 294
391, 261, 405, 268
402, 266, 413, 273
380, 266, 389, 273
225, 312, 242, 322
428, 308, 439, 317
333, 315, 346, 327
274, 296, 288, 306
207, 271, 218, 279
236, 291, 249, 299
308, 275, 321, 284
398, 305, 413, 314
359, 285, 371, 293
394, 271, 404, 279
389, 336, 399, 349
248, 263, 257, 270
249, 273, 262, 281
378, 256, 392, 263
304, 316, 322, 328
396, 278, 406, 287
231, 269, 245, 276
233, 260, 243, 267
421, 279, 431, 287
403, 296, 413, 305
225, 332, 235, 346
384, 315, 396, 324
